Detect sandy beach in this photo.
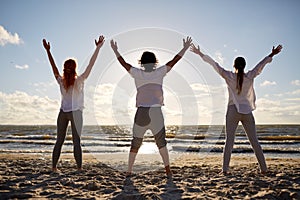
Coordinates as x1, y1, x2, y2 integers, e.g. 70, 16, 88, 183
0, 153, 299, 199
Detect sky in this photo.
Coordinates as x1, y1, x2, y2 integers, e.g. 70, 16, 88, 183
0, 0, 300, 125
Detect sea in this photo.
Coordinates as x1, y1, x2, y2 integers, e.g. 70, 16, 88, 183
0, 125, 299, 158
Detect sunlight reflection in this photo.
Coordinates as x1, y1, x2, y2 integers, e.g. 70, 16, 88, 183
138, 142, 158, 154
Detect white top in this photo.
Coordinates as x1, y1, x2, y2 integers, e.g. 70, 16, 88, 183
56, 75, 85, 112
202, 55, 272, 114
130, 65, 168, 107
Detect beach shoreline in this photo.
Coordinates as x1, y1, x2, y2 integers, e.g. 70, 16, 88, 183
0, 153, 299, 199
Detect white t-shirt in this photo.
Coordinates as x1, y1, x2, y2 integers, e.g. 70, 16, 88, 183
56, 75, 85, 112
130, 65, 168, 107
202, 55, 272, 114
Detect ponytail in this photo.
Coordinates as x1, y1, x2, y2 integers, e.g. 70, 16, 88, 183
236, 69, 244, 94
234, 57, 246, 95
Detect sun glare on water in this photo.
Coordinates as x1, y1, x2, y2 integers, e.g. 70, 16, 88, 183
138, 142, 158, 154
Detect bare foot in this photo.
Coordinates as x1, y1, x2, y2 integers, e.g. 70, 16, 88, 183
220, 171, 229, 175
52, 167, 60, 173
125, 171, 133, 178
261, 170, 267, 175
166, 172, 173, 180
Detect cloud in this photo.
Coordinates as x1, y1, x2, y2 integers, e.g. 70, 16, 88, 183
15, 64, 29, 70
291, 80, 300, 86
0, 25, 23, 46
255, 96, 300, 124
0, 91, 59, 125
1, 81, 299, 125
286, 89, 300, 95
260, 80, 276, 87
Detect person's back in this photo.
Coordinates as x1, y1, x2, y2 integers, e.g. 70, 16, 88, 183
110, 37, 192, 178
131, 65, 167, 107
190, 43, 282, 174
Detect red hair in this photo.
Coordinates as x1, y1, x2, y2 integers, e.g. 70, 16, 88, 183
63, 59, 77, 91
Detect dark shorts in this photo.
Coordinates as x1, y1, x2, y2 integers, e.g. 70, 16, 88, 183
131, 107, 167, 149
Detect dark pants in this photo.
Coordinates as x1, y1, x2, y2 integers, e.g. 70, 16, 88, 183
52, 110, 83, 169
131, 107, 167, 151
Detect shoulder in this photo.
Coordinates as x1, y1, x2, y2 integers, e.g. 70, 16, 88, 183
129, 66, 141, 76
156, 65, 168, 74
75, 75, 85, 84
129, 66, 140, 73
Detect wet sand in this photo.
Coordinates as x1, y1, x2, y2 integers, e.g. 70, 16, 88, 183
0, 153, 299, 199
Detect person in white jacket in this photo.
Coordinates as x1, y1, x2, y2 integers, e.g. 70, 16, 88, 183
190, 44, 282, 174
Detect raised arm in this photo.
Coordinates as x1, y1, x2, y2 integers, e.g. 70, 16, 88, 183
190, 44, 228, 78
248, 44, 283, 78
43, 39, 60, 79
166, 36, 192, 71
110, 40, 132, 71
81, 35, 105, 79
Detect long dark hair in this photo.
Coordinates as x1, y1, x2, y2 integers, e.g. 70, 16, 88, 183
139, 51, 158, 72
63, 59, 77, 91
234, 57, 246, 94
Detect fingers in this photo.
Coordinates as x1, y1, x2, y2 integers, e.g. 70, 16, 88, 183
184, 36, 192, 44
183, 36, 193, 49
110, 39, 118, 50
99, 35, 105, 42
110, 39, 115, 47
42, 39, 47, 45
273, 44, 283, 54
94, 35, 105, 46
186, 36, 192, 43
42, 39, 50, 49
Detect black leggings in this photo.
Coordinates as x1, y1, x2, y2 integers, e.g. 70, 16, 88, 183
52, 110, 83, 169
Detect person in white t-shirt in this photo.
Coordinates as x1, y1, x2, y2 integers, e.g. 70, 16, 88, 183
43, 36, 105, 172
190, 44, 282, 174
111, 36, 192, 178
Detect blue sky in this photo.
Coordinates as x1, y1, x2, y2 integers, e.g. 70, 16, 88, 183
0, 0, 299, 125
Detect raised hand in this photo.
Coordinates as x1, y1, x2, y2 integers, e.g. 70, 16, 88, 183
271, 45, 283, 56
43, 39, 50, 51
190, 44, 201, 54
110, 40, 118, 52
190, 44, 205, 57
183, 36, 193, 49
95, 35, 105, 47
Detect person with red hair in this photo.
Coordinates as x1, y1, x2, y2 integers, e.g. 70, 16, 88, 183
43, 35, 105, 172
